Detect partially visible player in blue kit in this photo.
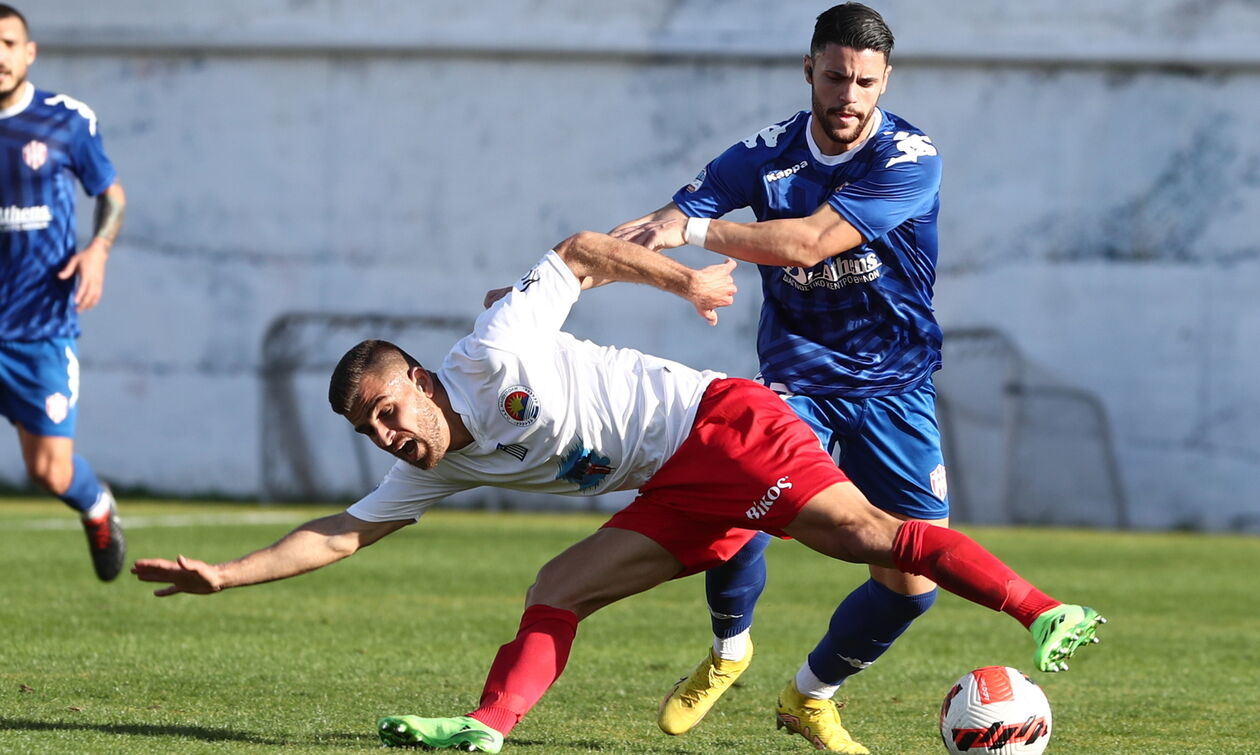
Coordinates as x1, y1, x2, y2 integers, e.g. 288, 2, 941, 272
0, 4, 127, 580
611, 4, 959, 752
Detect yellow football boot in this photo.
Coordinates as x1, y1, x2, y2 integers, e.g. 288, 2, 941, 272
657, 641, 753, 735
774, 680, 869, 754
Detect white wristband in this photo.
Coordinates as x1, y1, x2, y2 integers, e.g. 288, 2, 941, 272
684, 216, 711, 249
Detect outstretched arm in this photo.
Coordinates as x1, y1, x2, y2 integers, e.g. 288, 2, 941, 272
552, 230, 737, 326
612, 200, 864, 268
608, 202, 687, 240
131, 511, 410, 596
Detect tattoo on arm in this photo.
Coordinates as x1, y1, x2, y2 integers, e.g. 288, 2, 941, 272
93, 186, 126, 244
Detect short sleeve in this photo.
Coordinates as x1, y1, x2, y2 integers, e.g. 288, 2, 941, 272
472, 250, 582, 351
63, 98, 116, 196
671, 143, 752, 219
829, 133, 940, 241
345, 461, 466, 523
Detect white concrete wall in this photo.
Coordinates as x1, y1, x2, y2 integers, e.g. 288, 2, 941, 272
3, 1, 1257, 531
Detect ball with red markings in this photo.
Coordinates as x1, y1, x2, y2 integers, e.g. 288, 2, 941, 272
939, 666, 1052, 755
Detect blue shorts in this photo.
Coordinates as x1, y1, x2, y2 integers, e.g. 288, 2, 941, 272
0, 337, 81, 438
769, 378, 949, 520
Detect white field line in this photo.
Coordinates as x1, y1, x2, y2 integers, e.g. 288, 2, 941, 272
8, 511, 313, 531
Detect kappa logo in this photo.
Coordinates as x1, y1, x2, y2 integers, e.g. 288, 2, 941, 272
65, 345, 80, 406
497, 385, 539, 426
837, 654, 874, 671
886, 131, 938, 167
22, 140, 47, 171
746, 476, 793, 520
517, 268, 540, 292
742, 123, 789, 149
44, 93, 99, 135
765, 160, 808, 183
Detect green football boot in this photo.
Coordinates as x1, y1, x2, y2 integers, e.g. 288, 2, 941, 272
1031, 604, 1106, 672
377, 715, 503, 752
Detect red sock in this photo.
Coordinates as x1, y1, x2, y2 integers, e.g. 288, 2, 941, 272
892, 520, 1061, 628
468, 604, 578, 736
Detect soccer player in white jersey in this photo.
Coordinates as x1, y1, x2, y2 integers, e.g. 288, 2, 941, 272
606, 4, 957, 749
0, 4, 127, 580
134, 231, 1104, 754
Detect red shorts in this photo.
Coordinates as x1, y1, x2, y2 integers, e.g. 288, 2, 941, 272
602, 377, 849, 577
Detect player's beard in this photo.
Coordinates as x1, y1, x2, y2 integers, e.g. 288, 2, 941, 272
811, 89, 875, 147
0, 70, 25, 103
402, 401, 448, 470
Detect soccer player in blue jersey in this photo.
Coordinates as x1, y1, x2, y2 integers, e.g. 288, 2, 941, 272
609, 4, 962, 751
0, 4, 128, 581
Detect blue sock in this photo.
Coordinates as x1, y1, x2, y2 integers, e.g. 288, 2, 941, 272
806, 579, 938, 685
705, 532, 771, 638
58, 454, 103, 514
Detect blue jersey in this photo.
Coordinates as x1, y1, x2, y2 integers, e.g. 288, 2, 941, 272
674, 109, 942, 399
0, 84, 117, 341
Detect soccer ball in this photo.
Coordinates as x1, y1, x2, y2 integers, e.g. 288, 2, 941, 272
939, 666, 1052, 754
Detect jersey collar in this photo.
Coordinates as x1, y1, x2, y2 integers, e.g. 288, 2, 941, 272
0, 82, 34, 120
805, 107, 883, 166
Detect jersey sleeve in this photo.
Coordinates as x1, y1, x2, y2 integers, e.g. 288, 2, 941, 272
671, 143, 753, 219
345, 460, 465, 522
471, 250, 582, 351
65, 102, 117, 197
828, 133, 941, 241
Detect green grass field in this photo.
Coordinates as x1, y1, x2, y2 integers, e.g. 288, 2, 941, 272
1, 499, 1258, 754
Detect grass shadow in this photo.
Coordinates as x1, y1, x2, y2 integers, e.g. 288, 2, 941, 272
0, 717, 362, 747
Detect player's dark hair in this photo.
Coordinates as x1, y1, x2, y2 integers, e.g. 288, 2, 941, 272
328, 339, 422, 416
811, 3, 894, 60
0, 4, 29, 35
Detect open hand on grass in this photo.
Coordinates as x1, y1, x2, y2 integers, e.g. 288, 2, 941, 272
132, 555, 223, 596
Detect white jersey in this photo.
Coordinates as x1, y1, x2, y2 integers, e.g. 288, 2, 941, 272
347, 251, 724, 523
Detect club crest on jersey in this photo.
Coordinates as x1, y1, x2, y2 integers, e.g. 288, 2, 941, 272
498, 385, 539, 426
555, 438, 615, 492
44, 392, 69, 424
22, 140, 48, 171
930, 464, 948, 501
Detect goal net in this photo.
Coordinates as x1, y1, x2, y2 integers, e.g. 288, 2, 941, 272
936, 328, 1130, 528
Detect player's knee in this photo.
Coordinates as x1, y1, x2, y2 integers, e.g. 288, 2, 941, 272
26, 458, 72, 495
798, 490, 901, 559
526, 566, 597, 617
